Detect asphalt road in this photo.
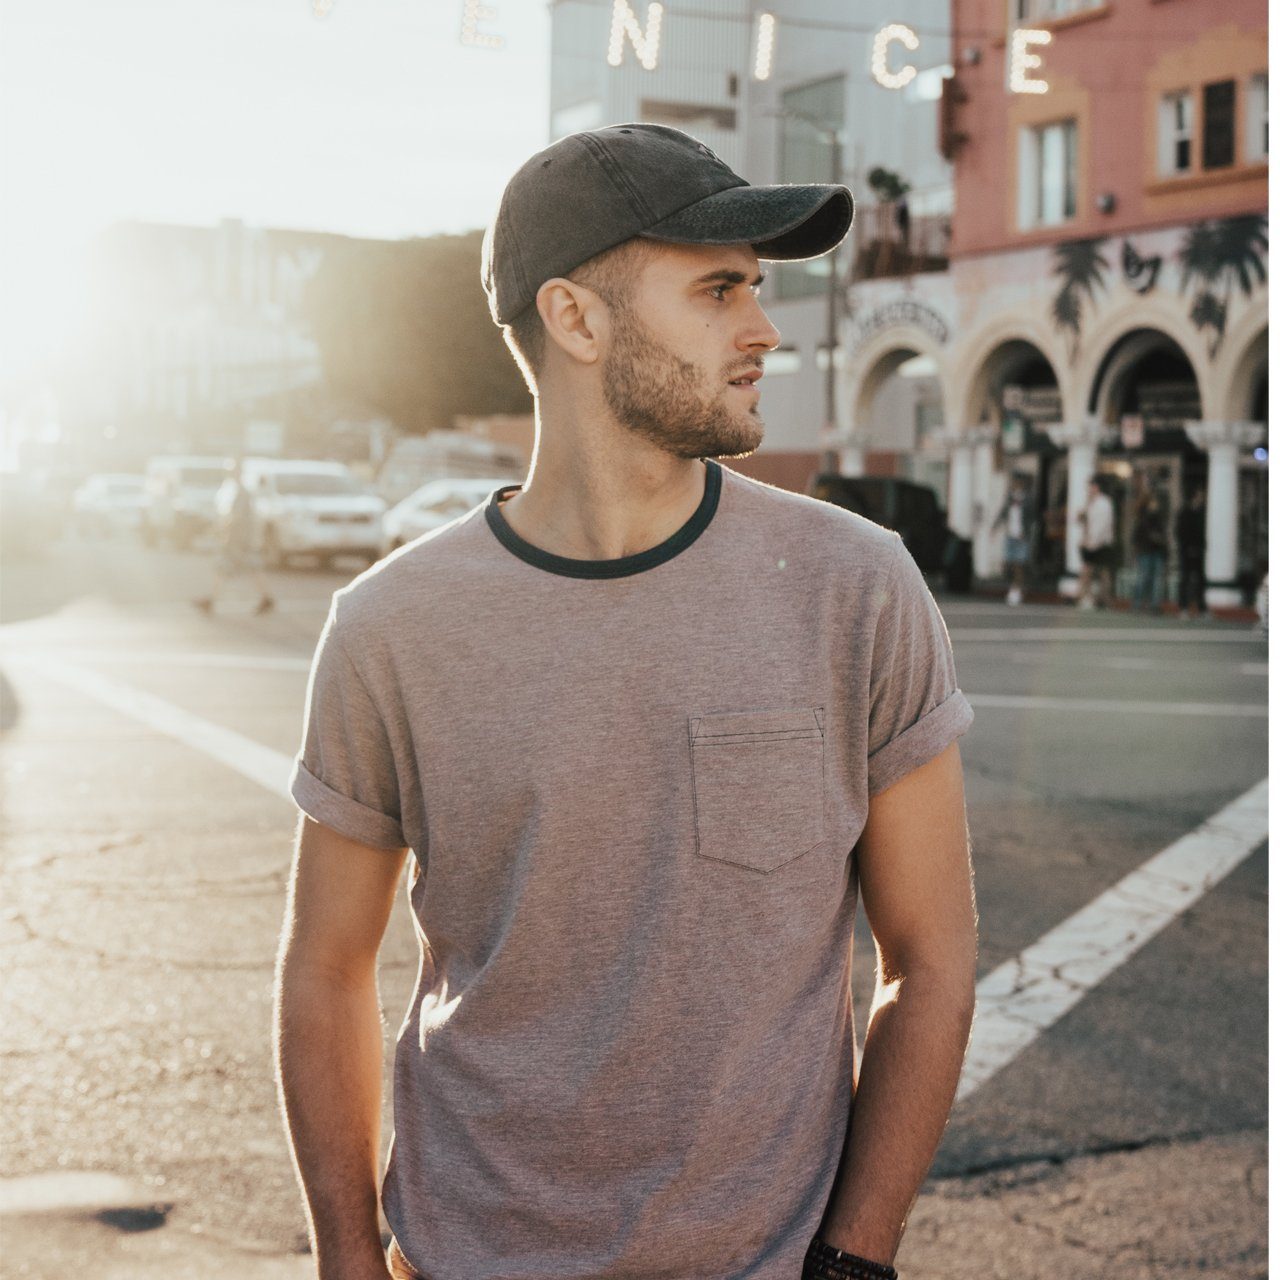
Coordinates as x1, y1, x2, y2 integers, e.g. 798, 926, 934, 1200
0, 528, 1267, 1279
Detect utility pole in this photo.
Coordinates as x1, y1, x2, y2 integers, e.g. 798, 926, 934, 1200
769, 107, 846, 474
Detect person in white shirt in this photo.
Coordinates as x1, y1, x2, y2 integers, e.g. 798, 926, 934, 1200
1076, 474, 1115, 609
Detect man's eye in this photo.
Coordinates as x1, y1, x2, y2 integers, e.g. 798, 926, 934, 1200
708, 284, 730, 300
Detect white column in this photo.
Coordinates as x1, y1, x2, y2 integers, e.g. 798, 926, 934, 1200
1185, 421, 1265, 606
947, 438, 974, 538
970, 426, 999, 578
837, 445, 865, 476
1047, 420, 1109, 595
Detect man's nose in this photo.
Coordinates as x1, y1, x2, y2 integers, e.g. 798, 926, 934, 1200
738, 294, 781, 353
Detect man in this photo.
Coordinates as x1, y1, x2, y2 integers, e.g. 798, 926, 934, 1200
994, 472, 1035, 605
1175, 484, 1208, 621
275, 124, 977, 1280
192, 456, 274, 616
1076, 473, 1115, 609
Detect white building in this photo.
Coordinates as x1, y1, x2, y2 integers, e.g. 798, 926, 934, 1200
77, 219, 326, 459
549, 0, 954, 494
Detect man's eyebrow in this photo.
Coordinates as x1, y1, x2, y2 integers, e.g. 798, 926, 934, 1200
690, 268, 767, 288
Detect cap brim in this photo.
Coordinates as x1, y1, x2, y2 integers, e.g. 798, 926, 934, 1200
641, 184, 854, 261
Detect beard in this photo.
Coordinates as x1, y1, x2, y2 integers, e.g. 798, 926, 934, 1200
600, 305, 765, 460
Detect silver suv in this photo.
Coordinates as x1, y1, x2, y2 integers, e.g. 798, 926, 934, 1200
143, 456, 232, 548
241, 458, 386, 569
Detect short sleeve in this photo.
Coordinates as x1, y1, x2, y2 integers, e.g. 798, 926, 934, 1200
866, 535, 974, 797
289, 614, 407, 849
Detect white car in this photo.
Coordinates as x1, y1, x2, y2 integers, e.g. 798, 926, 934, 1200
241, 459, 386, 568
72, 473, 149, 536
381, 476, 516, 557
142, 456, 232, 548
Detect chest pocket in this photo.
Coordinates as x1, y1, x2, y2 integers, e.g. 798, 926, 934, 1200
689, 707, 825, 873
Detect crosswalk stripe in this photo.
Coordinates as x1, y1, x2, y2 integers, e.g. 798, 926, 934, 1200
9, 655, 294, 799
959, 776, 1268, 1100
966, 693, 1265, 717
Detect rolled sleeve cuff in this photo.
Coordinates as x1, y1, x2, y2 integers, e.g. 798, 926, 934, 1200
289, 758, 407, 850
867, 688, 975, 798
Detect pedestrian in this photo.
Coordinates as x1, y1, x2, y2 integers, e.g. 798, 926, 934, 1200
1175, 483, 1208, 620
1130, 488, 1168, 614
275, 124, 977, 1280
191, 456, 274, 616
994, 472, 1035, 605
1076, 473, 1115, 609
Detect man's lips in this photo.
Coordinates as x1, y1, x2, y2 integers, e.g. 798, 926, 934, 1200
727, 370, 763, 386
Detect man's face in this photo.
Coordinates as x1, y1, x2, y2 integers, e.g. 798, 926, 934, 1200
599, 243, 782, 460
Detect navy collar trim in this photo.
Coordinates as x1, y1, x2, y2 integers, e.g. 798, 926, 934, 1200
484, 459, 722, 580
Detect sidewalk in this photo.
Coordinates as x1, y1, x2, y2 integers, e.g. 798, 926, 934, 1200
2, 1130, 1264, 1279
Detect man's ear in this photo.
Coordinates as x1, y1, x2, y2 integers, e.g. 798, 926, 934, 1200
536, 277, 607, 367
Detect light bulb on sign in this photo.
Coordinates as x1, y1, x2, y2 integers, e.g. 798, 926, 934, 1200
871, 23, 919, 91
607, 0, 664, 70
1009, 29, 1051, 94
461, 0, 504, 49
753, 12, 776, 82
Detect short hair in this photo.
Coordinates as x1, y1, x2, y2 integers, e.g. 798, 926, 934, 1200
502, 238, 659, 394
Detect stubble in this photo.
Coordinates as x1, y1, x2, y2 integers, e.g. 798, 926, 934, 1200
601, 306, 765, 460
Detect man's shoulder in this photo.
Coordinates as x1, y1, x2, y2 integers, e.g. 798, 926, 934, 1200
328, 504, 489, 635
720, 464, 901, 566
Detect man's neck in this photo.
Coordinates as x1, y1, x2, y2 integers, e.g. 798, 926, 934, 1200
499, 403, 709, 562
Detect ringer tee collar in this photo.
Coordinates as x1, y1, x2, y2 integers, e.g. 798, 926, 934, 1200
484, 459, 723, 580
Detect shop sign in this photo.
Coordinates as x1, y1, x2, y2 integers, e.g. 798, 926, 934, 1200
1121, 414, 1145, 450
851, 299, 950, 350
1001, 414, 1026, 454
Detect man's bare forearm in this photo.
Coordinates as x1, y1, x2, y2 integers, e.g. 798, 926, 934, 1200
817, 969, 975, 1265
275, 966, 390, 1280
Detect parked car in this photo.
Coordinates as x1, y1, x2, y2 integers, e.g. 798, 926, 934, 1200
381, 476, 516, 557
143, 456, 232, 548
806, 473, 951, 575
71, 473, 149, 536
240, 458, 386, 569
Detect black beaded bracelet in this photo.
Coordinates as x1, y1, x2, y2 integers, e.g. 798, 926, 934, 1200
802, 1235, 898, 1280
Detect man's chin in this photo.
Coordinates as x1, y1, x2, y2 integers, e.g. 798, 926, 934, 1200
708, 419, 765, 460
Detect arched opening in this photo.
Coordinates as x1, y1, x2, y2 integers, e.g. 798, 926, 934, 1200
856, 346, 947, 506
965, 338, 1065, 583
1233, 328, 1269, 591
1087, 328, 1204, 600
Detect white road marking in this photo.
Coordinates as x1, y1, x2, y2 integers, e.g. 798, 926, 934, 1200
951, 628, 1262, 643
0, 647, 311, 672
7, 655, 294, 798
966, 693, 1265, 717
9, 656, 1268, 1107
959, 776, 1269, 1100
1002, 653, 1268, 675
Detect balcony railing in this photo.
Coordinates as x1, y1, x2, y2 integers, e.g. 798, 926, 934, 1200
852, 204, 951, 281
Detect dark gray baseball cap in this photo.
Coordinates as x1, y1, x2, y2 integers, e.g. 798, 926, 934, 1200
481, 122, 854, 326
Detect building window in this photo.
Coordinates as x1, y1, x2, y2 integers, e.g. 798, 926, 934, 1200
1159, 91, 1194, 175
1009, 0, 1103, 21
638, 100, 736, 131
1247, 73, 1268, 161
1201, 79, 1236, 170
1019, 119, 1078, 228
776, 75, 845, 299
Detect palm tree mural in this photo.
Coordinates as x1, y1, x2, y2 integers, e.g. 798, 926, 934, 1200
1050, 237, 1109, 362
1177, 214, 1268, 358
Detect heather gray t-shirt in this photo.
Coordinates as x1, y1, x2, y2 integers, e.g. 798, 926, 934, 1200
289, 460, 974, 1280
